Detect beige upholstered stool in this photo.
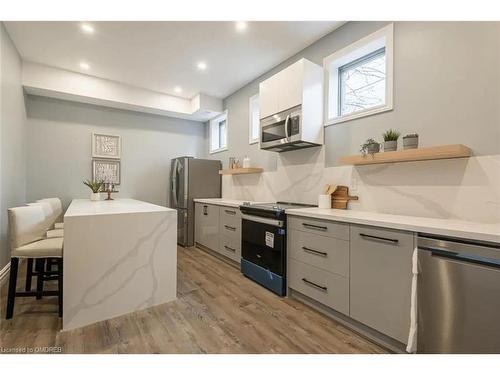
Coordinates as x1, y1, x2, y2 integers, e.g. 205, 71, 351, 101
6, 205, 63, 319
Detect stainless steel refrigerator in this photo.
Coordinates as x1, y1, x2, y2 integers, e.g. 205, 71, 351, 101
170, 157, 221, 247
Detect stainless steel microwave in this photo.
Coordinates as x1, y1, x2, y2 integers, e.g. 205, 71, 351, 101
260, 105, 320, 152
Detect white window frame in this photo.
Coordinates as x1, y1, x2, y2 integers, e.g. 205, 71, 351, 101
248, 94, 260, 144
209, 110, 228, 154
323, 23, 394, 126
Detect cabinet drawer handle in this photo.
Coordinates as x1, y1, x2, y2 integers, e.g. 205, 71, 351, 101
302, 223, 328, 231
224, 225, 236, 231
359, 233, 399, 244
301, 278, 327, 292
224, 245, 236, 252
302, 246, 327, 257
203, 205, 208, 216
225, 210, 236, 215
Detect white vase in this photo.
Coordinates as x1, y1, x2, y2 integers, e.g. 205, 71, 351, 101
90, 192, 101, 201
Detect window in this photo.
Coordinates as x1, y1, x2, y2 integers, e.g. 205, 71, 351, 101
209, 111, 228, 154
324, 24, 393, 125
248, 94, 260, 144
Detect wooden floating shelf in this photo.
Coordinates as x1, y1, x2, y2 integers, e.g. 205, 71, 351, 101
219, 167, 264, 175
339, 144, 471, 166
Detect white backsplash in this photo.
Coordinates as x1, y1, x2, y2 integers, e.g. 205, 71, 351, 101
222, 148, 500, 224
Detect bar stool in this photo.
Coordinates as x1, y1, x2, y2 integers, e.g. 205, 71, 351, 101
6, 205, 63, 319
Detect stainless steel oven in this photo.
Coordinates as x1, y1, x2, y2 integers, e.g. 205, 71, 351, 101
239, 202, 315, 296
240, 213, 286, 296
260, 105, 310, 152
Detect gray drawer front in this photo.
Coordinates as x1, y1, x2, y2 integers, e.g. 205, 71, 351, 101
219, 213, 240, 240
289, 259, 349, 316
288, 216, 349, 240
350, 224, 413, 343
219, 234, 241, 263
289, 230, 349, 277
220, 206, 241, 219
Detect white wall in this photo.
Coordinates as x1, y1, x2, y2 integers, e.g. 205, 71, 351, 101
26, 95, 207, 209
0, 23, 27, 269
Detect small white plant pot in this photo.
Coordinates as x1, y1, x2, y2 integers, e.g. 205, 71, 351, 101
384, 140, 398, 152
90, 192, 101, 201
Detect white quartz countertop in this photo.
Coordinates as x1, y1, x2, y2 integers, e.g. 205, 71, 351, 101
65, 198, 174, 217
286, 207, 500, 244
193, 198, 266, 208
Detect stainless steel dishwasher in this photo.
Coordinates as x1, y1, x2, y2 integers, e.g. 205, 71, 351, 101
417, 235, 500, 353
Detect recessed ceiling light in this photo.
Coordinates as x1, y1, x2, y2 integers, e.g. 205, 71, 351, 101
79, 62, 90, 70
174, 86, 182, 93
235, 21, 247, 32
197, 61, 207, 71
80, 23, 95, 34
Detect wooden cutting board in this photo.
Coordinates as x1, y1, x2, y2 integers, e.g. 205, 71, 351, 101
331, 185, 359, 209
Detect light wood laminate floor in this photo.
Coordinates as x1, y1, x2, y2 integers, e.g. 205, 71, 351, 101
0, 246, 387, 354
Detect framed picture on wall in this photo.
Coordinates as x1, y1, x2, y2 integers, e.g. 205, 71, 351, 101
92, 132, 121, 159
92, 159, 121, 185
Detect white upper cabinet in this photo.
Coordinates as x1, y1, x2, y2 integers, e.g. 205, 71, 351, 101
258, 73, 280, 119
258, 58, 321, 119
277, 61, 304, 112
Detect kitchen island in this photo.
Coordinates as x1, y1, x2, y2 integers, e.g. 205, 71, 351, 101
62, 199, 177, 331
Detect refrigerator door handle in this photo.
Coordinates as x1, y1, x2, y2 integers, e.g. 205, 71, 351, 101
183, 158, 189, 207
172, 159, 179, 207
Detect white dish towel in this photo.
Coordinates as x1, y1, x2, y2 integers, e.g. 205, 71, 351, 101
406, 245, 418, 353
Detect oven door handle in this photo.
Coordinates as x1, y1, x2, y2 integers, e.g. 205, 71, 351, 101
241, 213, 284, 228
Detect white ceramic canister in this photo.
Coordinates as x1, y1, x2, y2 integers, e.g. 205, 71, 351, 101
318, 194, 331, 209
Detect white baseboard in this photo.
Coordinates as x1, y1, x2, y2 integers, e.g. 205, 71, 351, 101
0, 261, 10, 286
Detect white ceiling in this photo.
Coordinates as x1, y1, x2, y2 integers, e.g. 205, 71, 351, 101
5, 21, 344, 99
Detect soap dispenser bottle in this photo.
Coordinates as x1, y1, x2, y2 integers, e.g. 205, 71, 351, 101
243, 155, 250, 168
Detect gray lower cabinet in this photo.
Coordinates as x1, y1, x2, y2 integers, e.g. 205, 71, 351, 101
349, 224, 414, 344
194, 203, 220, 251
288, 216, 350, 316
288, 214, 415, 346
195, 202, 241, 264
218, 207, 241, 263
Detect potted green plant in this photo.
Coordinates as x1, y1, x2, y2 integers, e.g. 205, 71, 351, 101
360, 138, 380, 155
403, 133, 419, 150
83, 179, 104, 201
382, 129, 400, 152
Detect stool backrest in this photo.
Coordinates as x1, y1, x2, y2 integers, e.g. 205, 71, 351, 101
8, 206, 47, 250
27, 202, 54, 230
36, 198, 63, 223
